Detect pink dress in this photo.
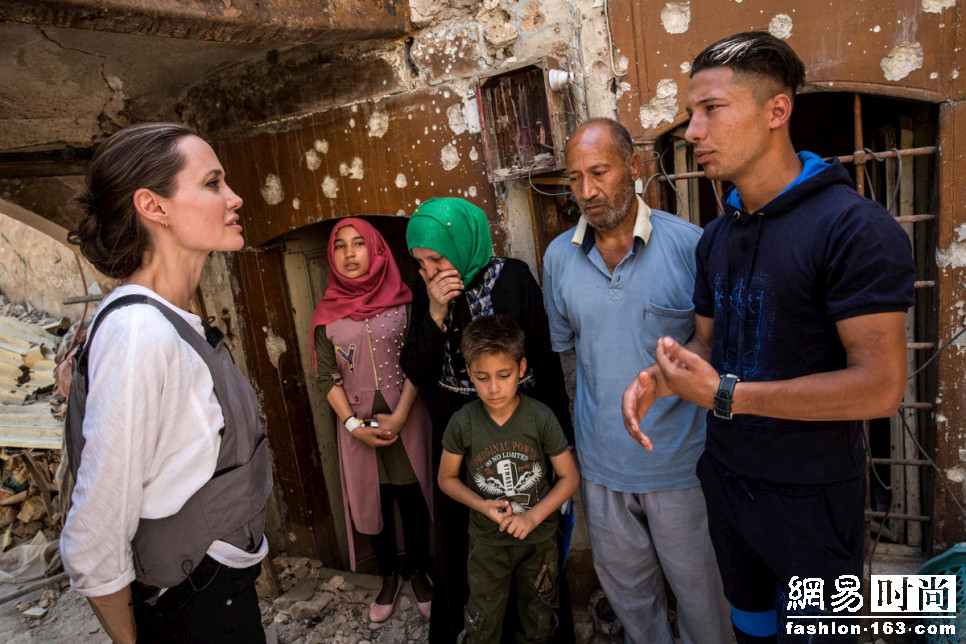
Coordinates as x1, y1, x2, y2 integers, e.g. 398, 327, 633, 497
319, 305, 433, 570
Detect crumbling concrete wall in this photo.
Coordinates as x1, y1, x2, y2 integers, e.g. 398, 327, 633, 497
0, 199, 107, 322
184, 0, 604, 264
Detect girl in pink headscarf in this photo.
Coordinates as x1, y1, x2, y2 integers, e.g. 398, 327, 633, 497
310, 218, 433, 623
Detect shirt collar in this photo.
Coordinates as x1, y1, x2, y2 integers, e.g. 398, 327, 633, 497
571, 195, 653, 252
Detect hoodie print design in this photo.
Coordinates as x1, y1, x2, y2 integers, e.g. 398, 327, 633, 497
714, 272, 772, 380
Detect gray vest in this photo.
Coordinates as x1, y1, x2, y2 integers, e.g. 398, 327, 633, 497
65, 294, 272, 589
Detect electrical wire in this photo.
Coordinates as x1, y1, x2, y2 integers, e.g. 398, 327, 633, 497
863, 320, 966, 621
899, 408, 966, 523
861, 148, 903, 215
602, 0, 627, 82
527, 162, 571, 197
863, 428, 893, 593
641, 145, 685, 215
908, 325, 966, 381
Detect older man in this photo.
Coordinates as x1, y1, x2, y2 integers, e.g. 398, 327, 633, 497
542, 118, 729, 644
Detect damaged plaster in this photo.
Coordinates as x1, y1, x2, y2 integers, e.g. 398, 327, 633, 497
338, 157, 365, 180
409, 0, 480, 28
768, 14, 793, 40
410, 22, 485, 82
367, 110, 389, 137
395, 173, 407, 188
315, 139, 329, 153
481, 8, 519, 50
260, 174, 285, 205
660, 3, 691, 35
262, 326, 287, 370
304, 149, 322, 171
446, 103, 467, 135
937, 242, 966, 269
520, 1, 547, 31
322, 176, 339, 199
881, 42, 924, 81
440, 143, 461, 170
639, 79, 678, 130
922, 0, 956, 12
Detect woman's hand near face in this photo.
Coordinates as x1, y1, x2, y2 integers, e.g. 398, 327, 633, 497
421, 267, 463, 329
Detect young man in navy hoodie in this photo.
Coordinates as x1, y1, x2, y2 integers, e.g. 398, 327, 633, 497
621, 32, 916, 643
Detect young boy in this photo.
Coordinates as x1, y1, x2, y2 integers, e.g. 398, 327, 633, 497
438, 314, 579, 643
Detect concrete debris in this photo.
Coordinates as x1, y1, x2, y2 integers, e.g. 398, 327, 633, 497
15, 495, 45, 524
289, 591, 334, 620
0, 291, 72, 563
21, 605, 46, 619
274, 577, 319, 608
259, 555, 429, 642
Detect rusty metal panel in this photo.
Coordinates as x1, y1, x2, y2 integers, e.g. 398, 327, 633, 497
932, 101, 966, 553
0, 0, 409, 44
611, 0, 957, 142
228, 247, 341, 561
213, 87, 498, 250
476, 58, 570, 182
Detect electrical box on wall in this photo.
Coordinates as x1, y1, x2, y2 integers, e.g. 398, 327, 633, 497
475, 58, 574, 184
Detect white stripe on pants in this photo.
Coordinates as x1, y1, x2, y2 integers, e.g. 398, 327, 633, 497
581, 478, 731, 644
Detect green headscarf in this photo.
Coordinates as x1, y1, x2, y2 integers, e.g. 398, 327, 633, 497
406, 197, 493, 284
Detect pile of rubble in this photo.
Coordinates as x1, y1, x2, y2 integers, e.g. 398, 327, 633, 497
260, 555, 430, 644
0, 294, 72, 548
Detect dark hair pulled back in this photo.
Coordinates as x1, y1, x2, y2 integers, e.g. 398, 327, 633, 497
69, 122, 196, 279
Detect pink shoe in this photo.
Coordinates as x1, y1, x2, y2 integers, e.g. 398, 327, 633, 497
409, 571, 433, 619
369, 574, 403, 623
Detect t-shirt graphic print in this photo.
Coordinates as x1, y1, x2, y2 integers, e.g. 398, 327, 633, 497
442, 395, 569, 545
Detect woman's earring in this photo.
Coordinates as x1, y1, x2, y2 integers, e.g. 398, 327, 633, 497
163, 218, 169, 229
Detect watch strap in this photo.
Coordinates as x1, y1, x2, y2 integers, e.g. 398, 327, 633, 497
714, 374, 740, 420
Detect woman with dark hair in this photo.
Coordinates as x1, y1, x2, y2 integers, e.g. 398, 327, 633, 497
310, 217, 433, 623
401, 197, 574, 643
60, 122, 271, 644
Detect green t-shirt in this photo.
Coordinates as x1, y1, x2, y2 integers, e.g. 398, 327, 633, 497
442, 394, 569, 545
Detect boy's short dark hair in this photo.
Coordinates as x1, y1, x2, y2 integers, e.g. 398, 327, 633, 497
461, 314, 525, 367
691, 31, 806, 100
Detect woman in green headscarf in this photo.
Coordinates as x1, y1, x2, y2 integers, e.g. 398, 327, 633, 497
401, 197, 574, 644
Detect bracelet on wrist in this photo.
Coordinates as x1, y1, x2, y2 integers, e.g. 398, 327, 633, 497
344, 416, 362, 433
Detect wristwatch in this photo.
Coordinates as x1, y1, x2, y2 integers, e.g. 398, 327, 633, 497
714, 374, 740, 420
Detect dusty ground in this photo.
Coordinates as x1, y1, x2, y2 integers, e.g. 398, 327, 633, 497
0, 554, 614, 643
0, 581, 107, 643
0, 551, 926, 642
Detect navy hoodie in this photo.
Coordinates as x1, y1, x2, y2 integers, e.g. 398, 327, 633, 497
693, 156, 916, 485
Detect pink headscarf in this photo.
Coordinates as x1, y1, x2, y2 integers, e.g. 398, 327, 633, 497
309, 218, 411, 372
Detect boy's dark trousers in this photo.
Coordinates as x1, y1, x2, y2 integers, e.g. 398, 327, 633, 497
464, 537, 559, 643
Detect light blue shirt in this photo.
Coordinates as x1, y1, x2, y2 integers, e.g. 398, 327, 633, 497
542, 197, 706, 492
